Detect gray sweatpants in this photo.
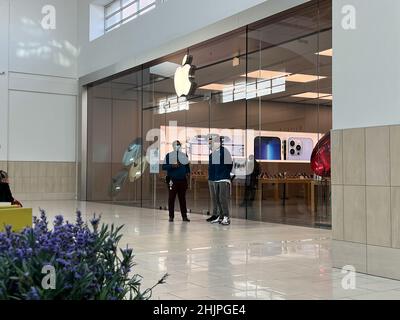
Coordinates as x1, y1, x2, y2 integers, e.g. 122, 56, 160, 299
209, 181, 230, 218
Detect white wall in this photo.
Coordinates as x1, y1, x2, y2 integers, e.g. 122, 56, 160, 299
333, 0, 400, 130
0, 0, 79, 163
9, 0, 78, 78
0, 0, 10, 161
9, 91, 76, 162
78, 0, 310, 79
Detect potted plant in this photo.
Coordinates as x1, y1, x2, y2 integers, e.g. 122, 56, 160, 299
0, 210, 167, 300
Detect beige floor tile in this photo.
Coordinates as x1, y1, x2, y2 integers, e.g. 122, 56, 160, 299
17, 200, 400, 300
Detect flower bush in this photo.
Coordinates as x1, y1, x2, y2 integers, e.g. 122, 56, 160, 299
0, 210, 167, 300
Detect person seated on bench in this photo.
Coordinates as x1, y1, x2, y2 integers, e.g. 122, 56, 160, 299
0, 170, 22, 207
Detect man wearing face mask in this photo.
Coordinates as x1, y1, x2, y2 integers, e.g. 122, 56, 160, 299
162, 140, 191, 222
207, 135, 233, 225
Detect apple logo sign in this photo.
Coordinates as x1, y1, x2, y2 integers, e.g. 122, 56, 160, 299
174, 55, 196, 97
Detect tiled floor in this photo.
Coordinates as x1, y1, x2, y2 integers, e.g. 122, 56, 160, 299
23, 200, 400, 300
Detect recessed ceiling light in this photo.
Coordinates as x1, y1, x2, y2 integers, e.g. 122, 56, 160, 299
316, 49, 333, 57
292, 92, 332, 100
322, 95, 333, 100
244, 70, 290, 80
199, 83, 225, 91
150, 61, 180, 77
286, 74, 327, 83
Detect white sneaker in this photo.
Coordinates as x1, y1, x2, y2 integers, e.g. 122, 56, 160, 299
211, 217, 222, 224
221, 217, 231, 225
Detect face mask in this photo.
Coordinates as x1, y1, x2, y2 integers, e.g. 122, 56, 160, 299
174, 145, 181, 152
213, 142, 221, 150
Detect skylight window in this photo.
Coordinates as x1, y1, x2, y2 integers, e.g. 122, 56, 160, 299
104, 0, 156, 33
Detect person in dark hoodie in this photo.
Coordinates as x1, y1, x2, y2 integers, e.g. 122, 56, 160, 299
0, 170, 22, 206
207, 135, 233, 225
162, 140, 191, 222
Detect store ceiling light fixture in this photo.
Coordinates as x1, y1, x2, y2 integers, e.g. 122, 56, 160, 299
292, 92, 333, 100
244, 70, 290, 80
316, 49, 333, 57
199, 83, 225, 91
150, 61, 180, 78
244, 70, 326, 83
200, 77, 286, 103
157, 96, 190, 114
286, 74, 326, 83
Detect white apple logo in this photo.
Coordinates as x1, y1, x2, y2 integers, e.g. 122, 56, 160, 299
174, 55, 196, 97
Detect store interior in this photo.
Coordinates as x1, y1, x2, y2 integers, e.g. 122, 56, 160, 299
86, 0, 332, 228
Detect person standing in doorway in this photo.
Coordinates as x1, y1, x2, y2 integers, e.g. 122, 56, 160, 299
162, 140, 191, 222
207, 135, 233, 226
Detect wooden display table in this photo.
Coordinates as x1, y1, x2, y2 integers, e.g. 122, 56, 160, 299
191, 175, 208, 201
190, 175, 321, 216
256, 178, 316, 215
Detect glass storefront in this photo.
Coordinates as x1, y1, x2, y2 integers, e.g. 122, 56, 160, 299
86, 0, 332, 228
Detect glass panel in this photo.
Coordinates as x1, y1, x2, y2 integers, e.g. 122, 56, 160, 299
105, 12, 121, 29
87, 82, 113, 202
140, 0, 155, 8
139, 0, 155, 14
190, 29, 248, 220
87, 70, 143, 205
105, 0, 121, 17
87, 0, 332, 229
315, 0, 333, 229
141, 53, 181, 210
183, 97, 211, 216
110, 71, 142, 206
141, 105, 166, 210
122, 0, 135, 6
246, 1, 332, 227
122, 2, 138, 20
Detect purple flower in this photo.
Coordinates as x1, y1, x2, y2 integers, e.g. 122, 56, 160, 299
26, 287, 40, 300
54, 215, 64, 227
90, 214, 101, 232
5, 225, 12, 237
76, 211, 84, 228
0, 210, 163, 300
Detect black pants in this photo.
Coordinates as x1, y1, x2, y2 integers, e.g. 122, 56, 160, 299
168, 180, 188, 218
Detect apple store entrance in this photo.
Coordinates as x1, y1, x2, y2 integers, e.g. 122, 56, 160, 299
86, 0, 332, 228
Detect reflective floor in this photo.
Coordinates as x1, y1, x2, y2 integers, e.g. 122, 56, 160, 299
23, 200, 400, 300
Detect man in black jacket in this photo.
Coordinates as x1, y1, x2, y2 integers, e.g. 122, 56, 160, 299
162, 141, 191, 222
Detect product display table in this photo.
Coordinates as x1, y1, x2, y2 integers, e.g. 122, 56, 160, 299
257, 178, 316, 215
190, 175, 208, 202
190, 175, 320, 215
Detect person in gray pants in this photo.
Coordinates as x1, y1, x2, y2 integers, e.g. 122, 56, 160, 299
206, 135, 233, 225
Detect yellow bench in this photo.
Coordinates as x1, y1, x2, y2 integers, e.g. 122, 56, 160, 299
0, 205, 20, 210
0, 208, 33, 232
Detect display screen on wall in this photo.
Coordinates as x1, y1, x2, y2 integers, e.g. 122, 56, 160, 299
159, 125, 321, 164
254, 137, 282, 161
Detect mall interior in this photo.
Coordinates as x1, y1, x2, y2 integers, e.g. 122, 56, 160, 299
1, 0, 400, 300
